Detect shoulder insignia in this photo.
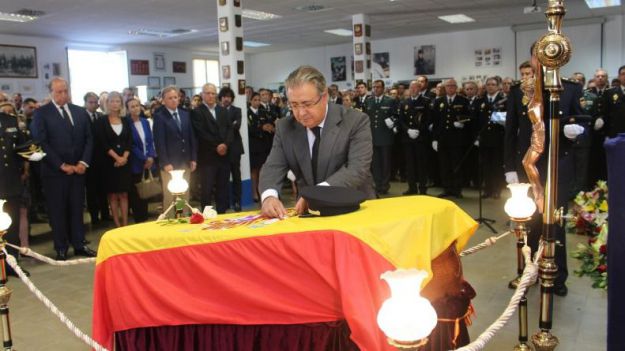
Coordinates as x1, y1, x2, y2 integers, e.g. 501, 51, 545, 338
613, 94, 619, 102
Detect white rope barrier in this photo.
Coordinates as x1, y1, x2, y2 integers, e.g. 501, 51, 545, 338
459, 231, 512, 257
3, 250, 109, 351
5, 243, 95, 265
453, 243, 545, 351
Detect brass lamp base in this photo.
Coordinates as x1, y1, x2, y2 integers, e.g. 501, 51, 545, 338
531, 331, 559, 351
514, 342, 534, 351
387, 337, 428, 350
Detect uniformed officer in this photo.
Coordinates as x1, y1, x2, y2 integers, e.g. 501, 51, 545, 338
463, 81, 481, 188
432, 79, 471, 198
398, 80, 431, 195
475, 77, 507, 198
587, 68, 610, 185
353, 81, 370, 112
601, 65, 625, 138
365, 79, 396, 195
0, 111, 32, 276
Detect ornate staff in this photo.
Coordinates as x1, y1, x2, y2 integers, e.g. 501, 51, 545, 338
532, 1, 571, 350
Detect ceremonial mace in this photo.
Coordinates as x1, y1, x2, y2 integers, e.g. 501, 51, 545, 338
532, 1, 572, 350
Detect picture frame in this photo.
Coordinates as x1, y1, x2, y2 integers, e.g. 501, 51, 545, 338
365, 42, 371, 55
355, 60, 363, 74
154, 53, 165, 71
222, 65, 231, 79
130, 59, 149, 75
172, 61, 186, 73
218, 0, 226, 5
235, 14, 241, 27
354, 43, 363, 55
221, 41, 230, 56
365, 24, 371, 37
233, 0, 240, 7
219, 17, 228, 32
353, 24, 362, 37
0, 45, 38, 78
163, 76, 176, 86
147, 76, 161, 89
236, 37, 243, 51
237, 60, 244, 75
238, 79, 246, 95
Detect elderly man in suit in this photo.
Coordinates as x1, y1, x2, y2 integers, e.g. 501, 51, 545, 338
153, 86, 197, 213
32, 77, 96, 260
259, 65, 375, 218
191, 83, 233, 214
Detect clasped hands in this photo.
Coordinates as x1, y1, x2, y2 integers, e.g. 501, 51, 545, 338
60, 162, 87, 175
261, 196, 308, 219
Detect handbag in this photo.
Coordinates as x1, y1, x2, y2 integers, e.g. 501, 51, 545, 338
135, 171, 162, 200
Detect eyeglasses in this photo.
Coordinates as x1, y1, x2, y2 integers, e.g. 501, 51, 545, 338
288, 93, 325, 111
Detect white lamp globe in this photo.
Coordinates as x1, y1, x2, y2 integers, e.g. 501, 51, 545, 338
504, 183, 537, 219
377, 269, 438, 343
0, 200, 12, 232
167, 170, 189, 195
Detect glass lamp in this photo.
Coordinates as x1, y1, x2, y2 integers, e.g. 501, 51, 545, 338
0, 200, 11, 232
0, 199, 14, 349
377, 269, 437, 349
167, 170, 189, 195
504, 183, 537, 220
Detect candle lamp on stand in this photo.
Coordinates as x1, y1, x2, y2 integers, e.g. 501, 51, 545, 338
0, 200, 14, 350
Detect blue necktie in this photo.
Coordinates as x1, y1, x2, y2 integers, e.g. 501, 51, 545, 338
173, 111, 181, 130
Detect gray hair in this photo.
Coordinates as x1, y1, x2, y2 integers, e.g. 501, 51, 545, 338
161, 85, 178, 98
48, 76, 67, 92
285, 65, 326, 95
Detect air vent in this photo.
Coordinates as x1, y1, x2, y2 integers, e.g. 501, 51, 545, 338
295, 4, 330, 12
15, 8, 46, 17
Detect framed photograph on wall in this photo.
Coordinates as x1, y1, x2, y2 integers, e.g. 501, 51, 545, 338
365, 24, 371, 37
222, 65, 231, 79
130, 59, 149, 75
163, 76, 176, 86
237, 60, 244, 75
218, 0, 226, 5
238, 79, 246, 95
221, 41, 230, 56
154, 53, 165, 71
0, 45, 37, 78
353, 24, 362, 37
235, 14, 241, 27
172, 61, 186, 73
414, 45, 435, 75
147, 76, 160, 89
365, 42, 371, 55
354, 43, 363, 55
355, 60, 363, 74
219, 17, 228, 32
233, 0, 240, 7
236, 37, 243, 51
330, 56, 346, 82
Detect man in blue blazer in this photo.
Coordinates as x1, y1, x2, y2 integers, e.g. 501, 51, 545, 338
32, 77, 96, 260
153, 86, 197, 212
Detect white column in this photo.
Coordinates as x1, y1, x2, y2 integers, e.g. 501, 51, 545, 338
352, 14, 371, 89
217, 0, 252, 205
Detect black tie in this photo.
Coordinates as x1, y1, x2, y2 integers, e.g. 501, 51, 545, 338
173, 111, 181, 130
311, 126, 321, 184
61, 106, 73, 127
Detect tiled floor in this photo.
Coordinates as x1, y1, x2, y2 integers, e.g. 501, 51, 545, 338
6, 182, 606, 350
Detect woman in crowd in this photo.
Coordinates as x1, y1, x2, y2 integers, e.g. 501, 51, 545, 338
98, 92, 109, 114
94, 91, 132, 227
247, 92, 275, 201
127, 97, 157, 223
342, 94, 353, 109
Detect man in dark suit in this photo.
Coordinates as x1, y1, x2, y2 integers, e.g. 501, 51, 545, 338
32, 77, 96, 260
259, 65, 375, 218
353, 81, 369, 112
83, 92, 109, 225
417, 75, 437, 100
259, 88, 281, 120
219, 86, 244, 212
364, 79, 396, 195
328, 84, 343, 105
587, 68, 610, 185
432, 79, 471, 198
153, 86, 197, 213
504, 56, 584, 296
398, 80, 431, 195
191, 83, 233, 214
602, 65, 625, 139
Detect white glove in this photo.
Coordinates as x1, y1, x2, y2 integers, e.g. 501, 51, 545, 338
428, 124, 433, 132
393, 127, 398, 134
473, 140, 479, 147
594, 117, 604, 131
563, 124, 584, 140
384, 118, 394, 129
432, 140, 438, 152
407, 129, 419, 139
453, 121, 465, 129
286, 170, 296, 181
505, 171, 519, 184
28, 151, 46, 162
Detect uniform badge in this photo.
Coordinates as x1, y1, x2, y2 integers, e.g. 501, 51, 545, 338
439, 102, 444, 109
480, 103, 486, 109
404, 105, 409, 110
613, 94, 619, 102
522, 95, 529, 106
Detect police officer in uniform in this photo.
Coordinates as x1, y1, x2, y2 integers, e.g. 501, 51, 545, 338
364, 80, 396, 195
398, 80, 431, 195
432, 79, 470, 198
0, 111, 33, 276
475, 77, 507, 198
587, 68, 610, 185
353, 81, 370, 112
602, 65, 625, 139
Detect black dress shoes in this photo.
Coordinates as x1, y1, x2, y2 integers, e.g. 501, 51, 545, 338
55, 250, 68, 261
438, 192, 452, 198
554, 284, 568, 297
74, 246, 97, 257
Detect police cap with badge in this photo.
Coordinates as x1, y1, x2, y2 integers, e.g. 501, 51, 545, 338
299, 186, 367, 217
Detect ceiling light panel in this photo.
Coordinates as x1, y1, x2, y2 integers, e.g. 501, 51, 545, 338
438, 14, 476, 24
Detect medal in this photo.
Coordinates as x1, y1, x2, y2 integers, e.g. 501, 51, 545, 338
522, 95, 529, 105
613, 94, 619, 102
439, 102, 444, 109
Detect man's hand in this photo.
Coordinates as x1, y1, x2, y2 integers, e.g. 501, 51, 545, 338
594, 117, 604, 131
60, 163, 75, 175
163, 164, 174, 172
75, 163, 87, 175
432, 140, 438, 152
474, 140, 479, 147
505, 171, 519, 184
216, 143, 228, 156
295, 197, 308, 215
262, 123, 275, 133
144, 157, 154, 170
190, 161, 197, 172
261, 196, 287, 218
407, 129, 419, 139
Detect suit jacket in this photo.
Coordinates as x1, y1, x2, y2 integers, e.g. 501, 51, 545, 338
224, 105, 244, 159
397, 95, 431, 144
432, 95, 471, 148
191, 104, 233, 165
152, 106, 197, 169
259, 103, 376, 199
475, 93, 507, 148
32, 102, 93, 178
603, 86, 625, 137
129, 117, 157, 174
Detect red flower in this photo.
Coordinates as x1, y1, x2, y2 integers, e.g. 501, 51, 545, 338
597, 264, 607, 273
190, 213, 205, 224
576, 217, 586, 229
588, 237, 597, 244
600, 245, 607, 255
594, 226, 602, 234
